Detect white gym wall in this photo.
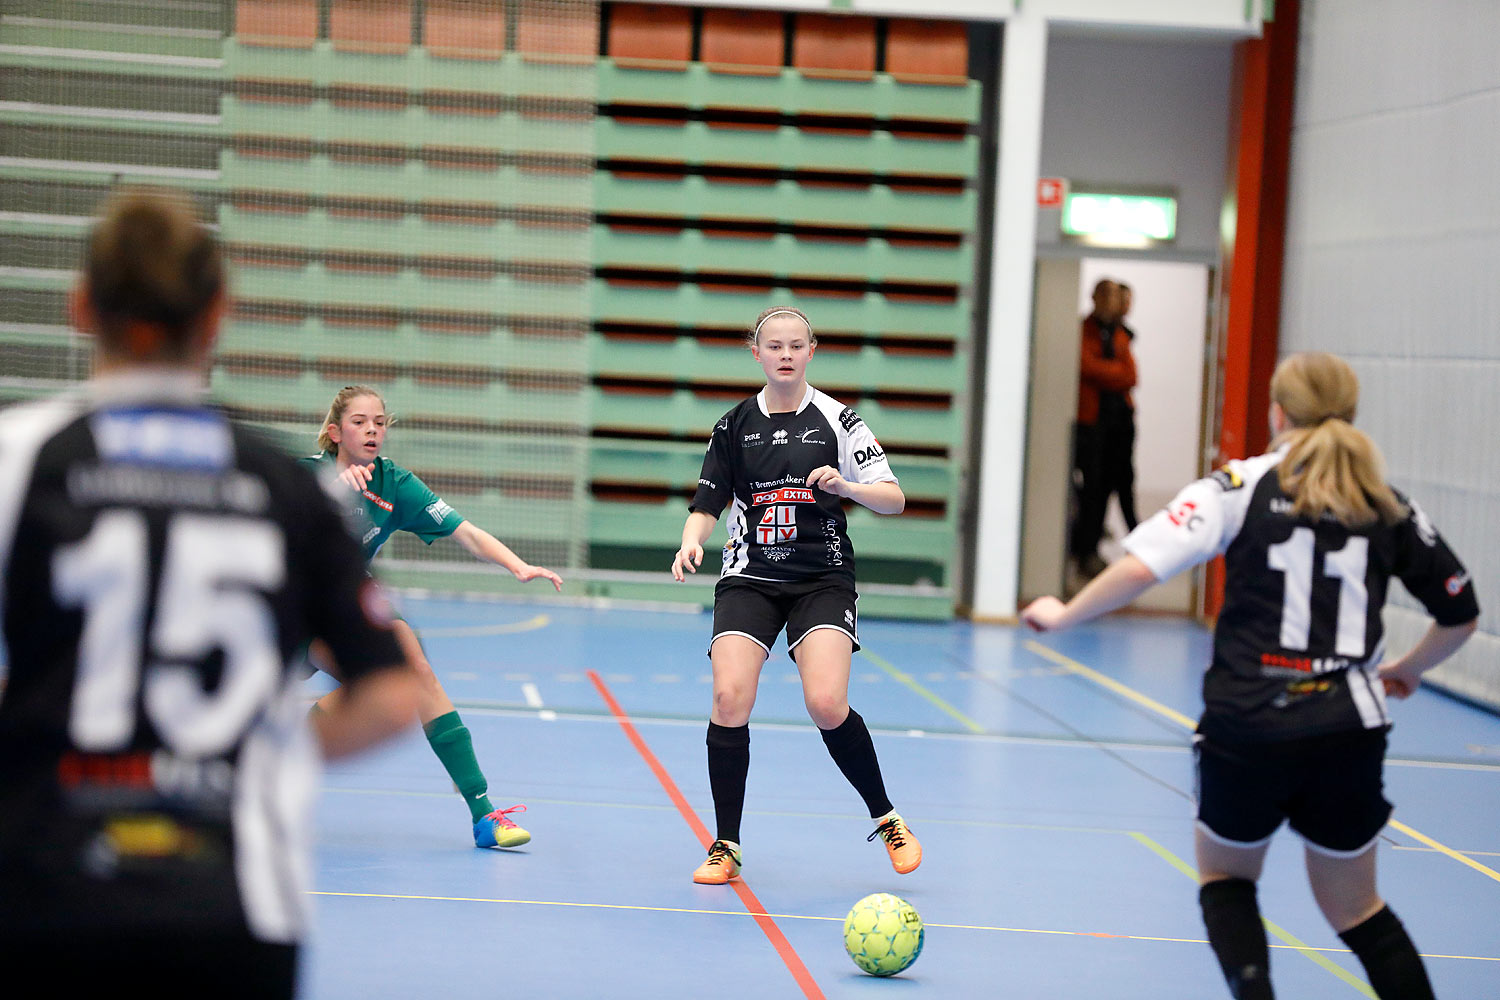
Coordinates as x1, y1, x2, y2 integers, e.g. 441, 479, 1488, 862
1280, 0, 1500, 709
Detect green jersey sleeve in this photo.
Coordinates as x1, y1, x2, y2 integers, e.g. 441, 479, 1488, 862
390, 464, 465, 543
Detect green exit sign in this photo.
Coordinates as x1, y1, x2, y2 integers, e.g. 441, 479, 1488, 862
1061, 192, 1177, 246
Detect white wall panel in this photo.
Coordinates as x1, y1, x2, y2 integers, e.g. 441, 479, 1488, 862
1296, 0, 1500, 126
1283, 0, 1500, 709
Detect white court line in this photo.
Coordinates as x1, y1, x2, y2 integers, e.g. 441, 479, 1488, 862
519, 682, 556, 721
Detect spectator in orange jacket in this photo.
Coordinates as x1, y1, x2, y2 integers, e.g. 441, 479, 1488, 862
1069, 279, 1138, 579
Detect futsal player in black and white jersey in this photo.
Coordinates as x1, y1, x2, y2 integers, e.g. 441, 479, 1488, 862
0, 188, 419, 997
1022, 352, 1478, 1000
671, 307, 922, 884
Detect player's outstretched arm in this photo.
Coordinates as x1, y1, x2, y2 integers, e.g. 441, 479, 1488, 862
451, 520, 563, 591
313, 665, 420, 760
673, 510, 718, 581
1379, 618, 1478, 698
1020, 554, 1159, 633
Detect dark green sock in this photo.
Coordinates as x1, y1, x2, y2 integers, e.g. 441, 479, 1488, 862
424, 711, 494, 822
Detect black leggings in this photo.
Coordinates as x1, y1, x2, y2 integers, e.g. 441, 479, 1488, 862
1070, 415, 1138, 558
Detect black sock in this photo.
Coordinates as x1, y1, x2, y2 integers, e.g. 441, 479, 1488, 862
706, 722, 750, 844
1338, 905, 1435, 1000
818, 707, 894, 819
1199, 878, 1274, 1000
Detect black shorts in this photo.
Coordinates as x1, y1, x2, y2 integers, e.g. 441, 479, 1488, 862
710, 575, 859, 657
1193, 727, 1392, 856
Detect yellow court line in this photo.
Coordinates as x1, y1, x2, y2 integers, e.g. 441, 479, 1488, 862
858, 649, 985, 733
306, 890, 1499, 963
1027, 639, 1500, 887
1129, 833, 1376, 997
1388, 818, 1500, 882
1023, 639, 1197, 729
414, 613, 551, 638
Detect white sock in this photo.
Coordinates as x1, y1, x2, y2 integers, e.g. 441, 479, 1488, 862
873, 809, 900, 826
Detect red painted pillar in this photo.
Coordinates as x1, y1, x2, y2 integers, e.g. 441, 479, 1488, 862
1202, 0, 1299, 621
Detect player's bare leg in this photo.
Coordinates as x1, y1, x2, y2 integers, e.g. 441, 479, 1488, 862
1306, 843, 1435, 999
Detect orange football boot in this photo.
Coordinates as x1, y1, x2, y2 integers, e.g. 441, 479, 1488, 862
869, 814, 922, 874
692, 839, 742, 884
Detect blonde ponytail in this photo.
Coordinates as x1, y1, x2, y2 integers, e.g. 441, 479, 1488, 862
1271, 353, 1406, 528
317, 385, 387, 454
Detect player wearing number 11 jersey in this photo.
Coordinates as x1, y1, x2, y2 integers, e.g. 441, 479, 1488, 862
0, 188, 416, 998
1021, 353, 1478, 1000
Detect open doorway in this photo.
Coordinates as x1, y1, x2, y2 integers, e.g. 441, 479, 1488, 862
1021, 257, 1213, 615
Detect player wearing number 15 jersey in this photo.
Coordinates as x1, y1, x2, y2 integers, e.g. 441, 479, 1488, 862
0, 188, 417, 998
672, 307, 921, 886
1022, 353, 1478, 1000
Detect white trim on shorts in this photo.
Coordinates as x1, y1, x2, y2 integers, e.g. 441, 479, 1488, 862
787, 623, 857, 654
708, 630, 770, 657
1195, 819, 1276, 851
1299, 827, 1382, 859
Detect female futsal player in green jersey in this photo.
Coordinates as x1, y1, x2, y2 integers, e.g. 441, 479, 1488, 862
304, 385, 563, 849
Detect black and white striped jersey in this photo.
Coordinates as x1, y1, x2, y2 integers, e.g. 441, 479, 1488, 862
1124, 448, 1478, 742
0, 372, 403, 941
690, 385, 897, 584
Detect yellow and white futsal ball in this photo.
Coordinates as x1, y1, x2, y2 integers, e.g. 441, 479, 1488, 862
843, 892, 924, 976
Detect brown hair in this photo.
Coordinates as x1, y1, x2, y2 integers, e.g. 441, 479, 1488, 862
83, 186, 224, 360
317, 385, 389, 454
1271, 352, 1406, 528
746, 306, 814, 348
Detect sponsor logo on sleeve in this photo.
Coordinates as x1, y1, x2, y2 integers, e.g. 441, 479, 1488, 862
425, 499, 454, 524
854, 442, 886, 468
1166, 499, 1203, 530
838, 406, 863, 432
1446, 571, 1471, 596
1209, 465, 1244, 491
699, 478, 717, 489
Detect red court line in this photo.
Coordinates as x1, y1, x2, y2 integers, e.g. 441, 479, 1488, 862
587, 670, 825, 1000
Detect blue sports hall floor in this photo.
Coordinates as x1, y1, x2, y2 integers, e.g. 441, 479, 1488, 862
304, 593, 1500, 999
